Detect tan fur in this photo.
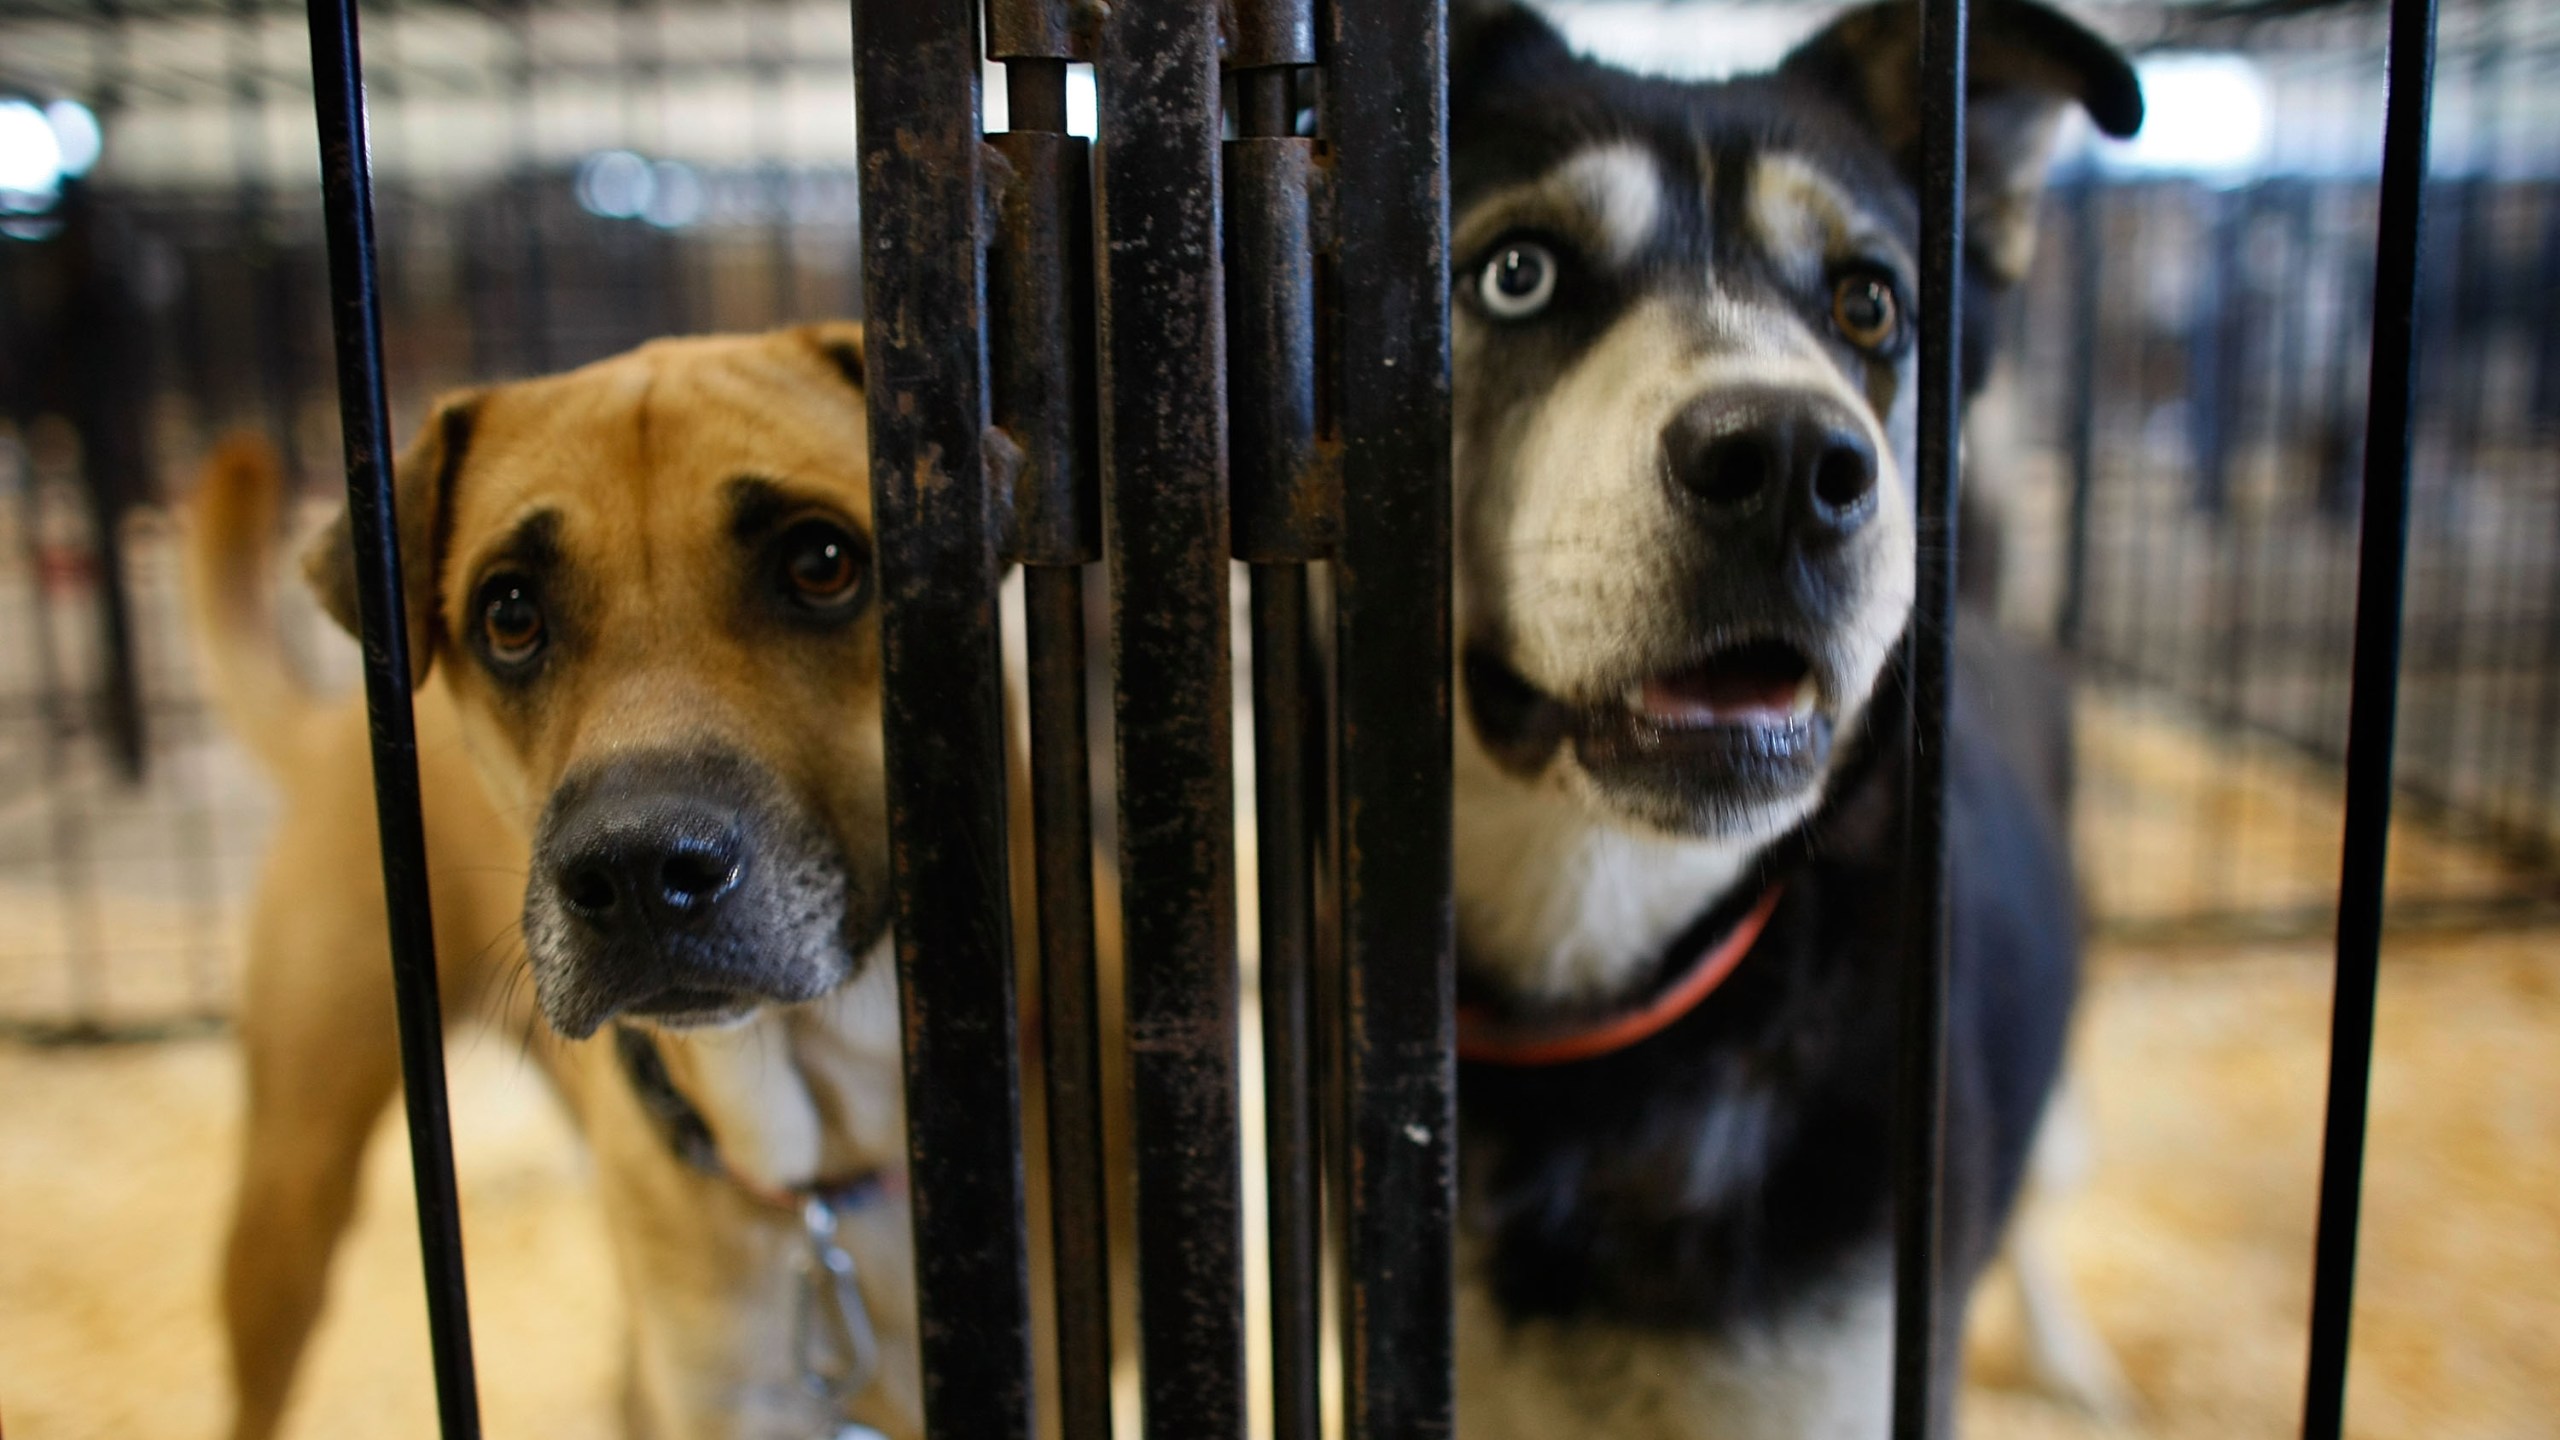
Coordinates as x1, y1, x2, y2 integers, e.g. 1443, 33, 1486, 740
190, 325, 927, 1440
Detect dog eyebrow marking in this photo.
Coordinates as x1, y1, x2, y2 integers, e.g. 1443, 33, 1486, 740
725, 474, 863, 544
462, 508, 564, 616
1455, 140, 1667, 271
726, 475, 796, 541
1748, 153, 1912, 294
1562, 142, 1666, 268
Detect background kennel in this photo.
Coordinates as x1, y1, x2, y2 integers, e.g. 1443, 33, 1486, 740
0, 0, 2546, 1437
7, 0, 2552, 1039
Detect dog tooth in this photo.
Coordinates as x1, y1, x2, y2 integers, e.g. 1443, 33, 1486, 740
1789, 676, 1819, 717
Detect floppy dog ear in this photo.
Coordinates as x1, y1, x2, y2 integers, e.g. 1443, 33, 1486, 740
1451, 0, 1577, 117
302, 388, 482, 685
796, 320, 866, 391
1779, 0, 2142, 286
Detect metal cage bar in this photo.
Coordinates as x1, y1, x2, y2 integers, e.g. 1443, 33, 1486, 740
1094, 3, 1248, 1435
298, 0, 481, 1433
2302, 0, 2440, 1434
1893, 0, 1966, 1434
1226, 26, 1326, 1440
851, 5, 1040, 1438
1324, 1, 1457, 1435
986, 16, 1114, 1439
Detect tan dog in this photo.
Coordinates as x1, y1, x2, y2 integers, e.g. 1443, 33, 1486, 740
189, 325, 926, 1440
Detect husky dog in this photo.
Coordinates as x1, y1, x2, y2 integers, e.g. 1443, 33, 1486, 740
1444, 4, 2140, 1435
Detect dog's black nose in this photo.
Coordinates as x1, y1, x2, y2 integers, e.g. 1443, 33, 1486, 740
1662, 390, 1878, 542
552, 793, 746, 934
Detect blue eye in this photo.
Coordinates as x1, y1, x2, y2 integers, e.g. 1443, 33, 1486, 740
1480, 241, 1558, 319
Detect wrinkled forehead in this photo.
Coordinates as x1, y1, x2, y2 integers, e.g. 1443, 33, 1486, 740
1455, 130, 1917, 302
446, 344, 874, 565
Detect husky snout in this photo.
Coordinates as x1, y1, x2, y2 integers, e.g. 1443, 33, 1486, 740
1660, 386, 1880, 548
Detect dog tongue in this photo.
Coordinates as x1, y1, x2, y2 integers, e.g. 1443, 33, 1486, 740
1637, 645, 1811, 726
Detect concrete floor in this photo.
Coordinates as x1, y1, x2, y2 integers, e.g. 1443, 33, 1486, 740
4, 925, 2554, 1440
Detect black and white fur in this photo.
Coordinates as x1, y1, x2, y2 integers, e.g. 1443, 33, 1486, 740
1446, 4, 2142, 1435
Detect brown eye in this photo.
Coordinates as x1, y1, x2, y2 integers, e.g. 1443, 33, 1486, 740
778, 519, 867, 616
477, 574, 545, 665
1831, 272, 1900, 350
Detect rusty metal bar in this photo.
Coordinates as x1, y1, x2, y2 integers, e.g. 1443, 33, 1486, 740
299, 0, 480, 1431
1231, 0, 1315, 72
1248, 562, 1322, 1440
1322, 0, 1455, 1434
851, 4, 1038, 1438
987, 0, 1092, 61
1094, 2, 1246, 1435
2302, 0, 2438, 1432
989, 47, 1114, 1440
1892, 0, 1966, 1432
1229, 61, 1326, 1440
1228, 110, 1331, 565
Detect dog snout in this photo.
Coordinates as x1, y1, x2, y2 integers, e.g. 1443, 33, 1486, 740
525, 747, 860, 1038
1661, 388, 1878, 543
552, 797, 747, 936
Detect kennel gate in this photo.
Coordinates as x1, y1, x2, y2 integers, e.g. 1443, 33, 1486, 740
288, 1, 2439, 1439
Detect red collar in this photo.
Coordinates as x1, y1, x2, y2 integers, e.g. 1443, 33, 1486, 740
1457, 885, 1784, 1067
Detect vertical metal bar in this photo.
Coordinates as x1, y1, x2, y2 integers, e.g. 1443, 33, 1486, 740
2302, 0, 2438, 1432
21, 482, 105, 1033
2531, 191, 2560, 833
851, 5, 1039, 1437
1095, 1, 1246, 1431
299, 0, 480, 1432
988, 41, 1113, 1440
1324, 0, 1454, 1434
1025, 564, 1113, 1440
2201, 189, 2251, 914
2057, 175, 2101, 656
1250, 563, 1322, 1440
1892, 0, 1964, 1433
1228, 51, 1324, 1440
502, 0, 550, 374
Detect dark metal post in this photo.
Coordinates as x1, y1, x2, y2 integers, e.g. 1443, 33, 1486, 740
1094, 3, 1247, 1434
300, 0, 480, 1432
1226, 7, 1325, 1430
852, 5, 1039, 1437
2302, 0, 2438, 1433
1893, 0, 1964, 1435
985, 8, 1112, 1434
1324, 0, 1456, 1434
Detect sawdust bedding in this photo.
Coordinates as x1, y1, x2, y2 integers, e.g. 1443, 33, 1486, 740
3, 931, 2554, 1439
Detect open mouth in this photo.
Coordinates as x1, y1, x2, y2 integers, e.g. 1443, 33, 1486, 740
625, 985, 753, 1026
1463, 635, 1837, 835
1623, 638, 1818, 730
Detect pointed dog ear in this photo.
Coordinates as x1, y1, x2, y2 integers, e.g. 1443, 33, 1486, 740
1451, 0, 1577, 118
796, 320, 866, 391
302, 388, 482, 685
1780, 0, 2142, 286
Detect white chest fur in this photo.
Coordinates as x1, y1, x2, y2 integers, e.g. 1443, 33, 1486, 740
1454, 1246, 1891, 1440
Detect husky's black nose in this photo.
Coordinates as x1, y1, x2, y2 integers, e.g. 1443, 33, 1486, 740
1662, 388, 1878, 542
550, 772, 748, 939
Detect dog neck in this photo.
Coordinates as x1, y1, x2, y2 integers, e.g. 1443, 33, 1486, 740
630, 948, 907, 1197
1454, 721, 1765, 1008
